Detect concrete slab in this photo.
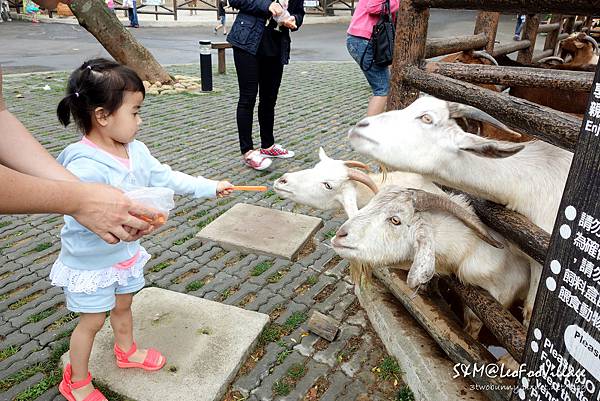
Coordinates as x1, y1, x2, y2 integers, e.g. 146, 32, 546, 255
197, 203, 323, 261
356, 280, 491, 401
61, 287, 269, 401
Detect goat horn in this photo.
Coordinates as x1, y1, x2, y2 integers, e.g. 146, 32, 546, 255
406, 188, 504, 249
537, 56, 565, 64
471, 50, 499, 66
344, 160, 371, 172
447, 102, 522, 139
583, 35, 599, 53
347, 169, 379, 194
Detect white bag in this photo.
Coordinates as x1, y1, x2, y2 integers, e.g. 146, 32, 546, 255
125, 187, 175, 223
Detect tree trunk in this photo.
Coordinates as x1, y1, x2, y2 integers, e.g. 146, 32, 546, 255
69, 0, 172, 83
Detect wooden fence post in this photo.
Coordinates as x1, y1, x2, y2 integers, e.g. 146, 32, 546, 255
543, 14, 563, 55
173, 0, 178, 20
474, 11, 500, 54
387, 0, 429, 110
517, 14, 540, 64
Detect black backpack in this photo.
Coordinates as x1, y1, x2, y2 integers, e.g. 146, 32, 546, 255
360, 0, 395, 71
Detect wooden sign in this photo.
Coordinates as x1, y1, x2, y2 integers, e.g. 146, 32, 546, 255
513, 67, 600, 401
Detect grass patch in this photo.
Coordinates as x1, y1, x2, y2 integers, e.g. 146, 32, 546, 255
186, 278, 209, 292
396, 387, 415, 401
258, 324, 283, 346
324, 229, 337, 240
276, 349, 293, 365
266, 269, 289, 284
0, 345, 20, 361
0, 364, 43, 392
0, 221, 11, 229
272, 379, 291, 396
148, 259, 175, 273
32, 242, 53, 253
173, 234, 194, 246
287, 363, 306, 379
27, 306, 60, 324
377, 356, 401, 381
306, 275, 318, 286
13, 370, 61, 401
47, 312, 78, 331
283, 311, 308, 332
9, 291, 44, 310
263, 189, 276, 198
189, 209, 209, 221
251, 261, 273, 276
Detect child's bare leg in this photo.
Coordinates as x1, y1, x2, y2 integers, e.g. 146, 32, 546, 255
111, 293, 165, 365
69, 312, 106, 401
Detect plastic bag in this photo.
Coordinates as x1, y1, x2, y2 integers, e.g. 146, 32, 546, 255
125, 187, 175, 226
272, 0, 291, 30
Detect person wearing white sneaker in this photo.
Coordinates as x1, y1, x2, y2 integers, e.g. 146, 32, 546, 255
227, 0, 304, 170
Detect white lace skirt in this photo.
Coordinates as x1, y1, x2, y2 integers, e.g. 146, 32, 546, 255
49, 248, 151, 294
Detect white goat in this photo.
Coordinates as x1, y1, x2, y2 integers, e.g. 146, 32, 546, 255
331, 186, 530, 336
274, 148, 530, 336
347, 96, 573, 324
273, 147, 442, 217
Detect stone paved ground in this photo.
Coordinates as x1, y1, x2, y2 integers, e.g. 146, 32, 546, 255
0, 63, 413, 401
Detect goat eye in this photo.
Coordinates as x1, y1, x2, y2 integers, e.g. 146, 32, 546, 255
389, 216, 401, 226
420, 114, 433, 124
323, 182, 332, 190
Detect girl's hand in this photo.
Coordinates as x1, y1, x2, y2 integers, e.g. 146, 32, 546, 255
281, 16, 296, 29
217, 181, 234, 198
269, 1, 284, 16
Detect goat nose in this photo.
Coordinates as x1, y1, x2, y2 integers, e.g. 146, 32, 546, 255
356, 119, 370, 128
336, 227, 348, 238
277, 176, 288, 185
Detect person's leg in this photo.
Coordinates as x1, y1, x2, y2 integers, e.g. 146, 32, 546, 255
233, 47, 260, 155
68, 312, 107, 400
257, 56, 284, 150
222, 15, 227, 34
131, 0, 139, 27
367, 96, 388, 116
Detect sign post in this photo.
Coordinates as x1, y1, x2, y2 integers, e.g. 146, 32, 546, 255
513, 67, 600, 401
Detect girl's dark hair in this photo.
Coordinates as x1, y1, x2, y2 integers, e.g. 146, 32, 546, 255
56, 58, 145, 133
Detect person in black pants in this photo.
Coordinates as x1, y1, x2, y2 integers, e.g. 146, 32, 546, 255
227, 0, 304, 170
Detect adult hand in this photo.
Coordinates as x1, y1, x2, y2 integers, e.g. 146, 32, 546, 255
269, 1, 284, 16
72, 182, 157, 244
281, 16, 296, 29
216, 181, 234, 198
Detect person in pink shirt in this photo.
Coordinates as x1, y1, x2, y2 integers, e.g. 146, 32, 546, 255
346, 0, 399, 116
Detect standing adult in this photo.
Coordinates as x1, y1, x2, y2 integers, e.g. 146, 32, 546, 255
227, 0, 304, 170
346, 0, 399, 116
214, 0, 228, 35
123, 0, 139, 28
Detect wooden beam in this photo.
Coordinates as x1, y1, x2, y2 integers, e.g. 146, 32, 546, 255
442, 187, 551, 265
412, 0, 600, 15
532, 48, 554, 62
388, 1, 429, 110
474, 12, 500, 54
517, 14, 540, 64
441, 276, 526, 363
538, 21, 560, 33
425, 34, 489, 58
403, 66, 580, 151
422, 61, 594, 91
373, 268, 513, 401
492, 40, 531, 57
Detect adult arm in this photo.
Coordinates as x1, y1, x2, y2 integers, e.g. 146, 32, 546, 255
228, 0, 271, 17
0, 163, 154, 243
365, 0, 398, 14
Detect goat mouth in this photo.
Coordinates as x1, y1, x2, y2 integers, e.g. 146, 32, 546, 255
273, 186, 293, 195
331, 238, 356, 251
348, 129, 379, 145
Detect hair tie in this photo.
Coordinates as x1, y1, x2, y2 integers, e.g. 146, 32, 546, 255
74, 92, 80, 98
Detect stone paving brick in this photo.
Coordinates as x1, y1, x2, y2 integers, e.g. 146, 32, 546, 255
0, 340, 40, 375
257, 293, 287, 315
318, 371, 352, 401
292, 274, 336, 308
0, 347, 52, 381
329, 293, 356, 322
233, 342, 283, 395
313, 280, 354, 316
0, 372, 45, 401
313, 324, 362, 368
340, 332, 373, 378
280, 359, 330, 401
250, 351, 306, 401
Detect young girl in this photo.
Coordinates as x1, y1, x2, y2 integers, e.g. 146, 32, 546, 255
51, 58, 233, 401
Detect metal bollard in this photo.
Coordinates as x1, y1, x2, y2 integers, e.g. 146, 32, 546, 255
199, 40, 213, 92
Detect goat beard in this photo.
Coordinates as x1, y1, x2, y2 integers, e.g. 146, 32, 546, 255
349, 260, 373, 287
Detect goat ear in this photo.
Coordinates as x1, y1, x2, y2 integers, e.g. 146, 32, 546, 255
339, 185, 359, 217
318, 147, 331, 161
407, 220, 435, 289
575, 41, 585, 49
456, 135, 524, 159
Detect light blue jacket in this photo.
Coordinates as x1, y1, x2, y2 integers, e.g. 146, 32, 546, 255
57, 140, 218, 270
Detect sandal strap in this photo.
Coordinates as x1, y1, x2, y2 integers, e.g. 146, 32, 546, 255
70, 371, 93, 389
144, 348, 163, 367
114, 341, 137, 361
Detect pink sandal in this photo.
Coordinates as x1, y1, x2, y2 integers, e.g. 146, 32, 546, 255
59, 363, 107, 401
114, 341, 166, 371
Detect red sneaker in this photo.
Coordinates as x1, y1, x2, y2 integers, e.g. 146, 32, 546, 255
243, 150, 272, 170
260, 144, 295, 159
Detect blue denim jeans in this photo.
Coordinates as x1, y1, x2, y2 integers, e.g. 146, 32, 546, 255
128, 0, 139, 27
346, 34, 390, 96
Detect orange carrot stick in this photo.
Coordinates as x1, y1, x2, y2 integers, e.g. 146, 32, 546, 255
231, 186, 268, 192
138, 214, 166, 226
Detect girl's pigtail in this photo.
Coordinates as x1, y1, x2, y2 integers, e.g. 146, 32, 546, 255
56, 96, 72, 127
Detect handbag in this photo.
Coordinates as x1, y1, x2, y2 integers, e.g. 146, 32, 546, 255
360, 0, 395, 71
